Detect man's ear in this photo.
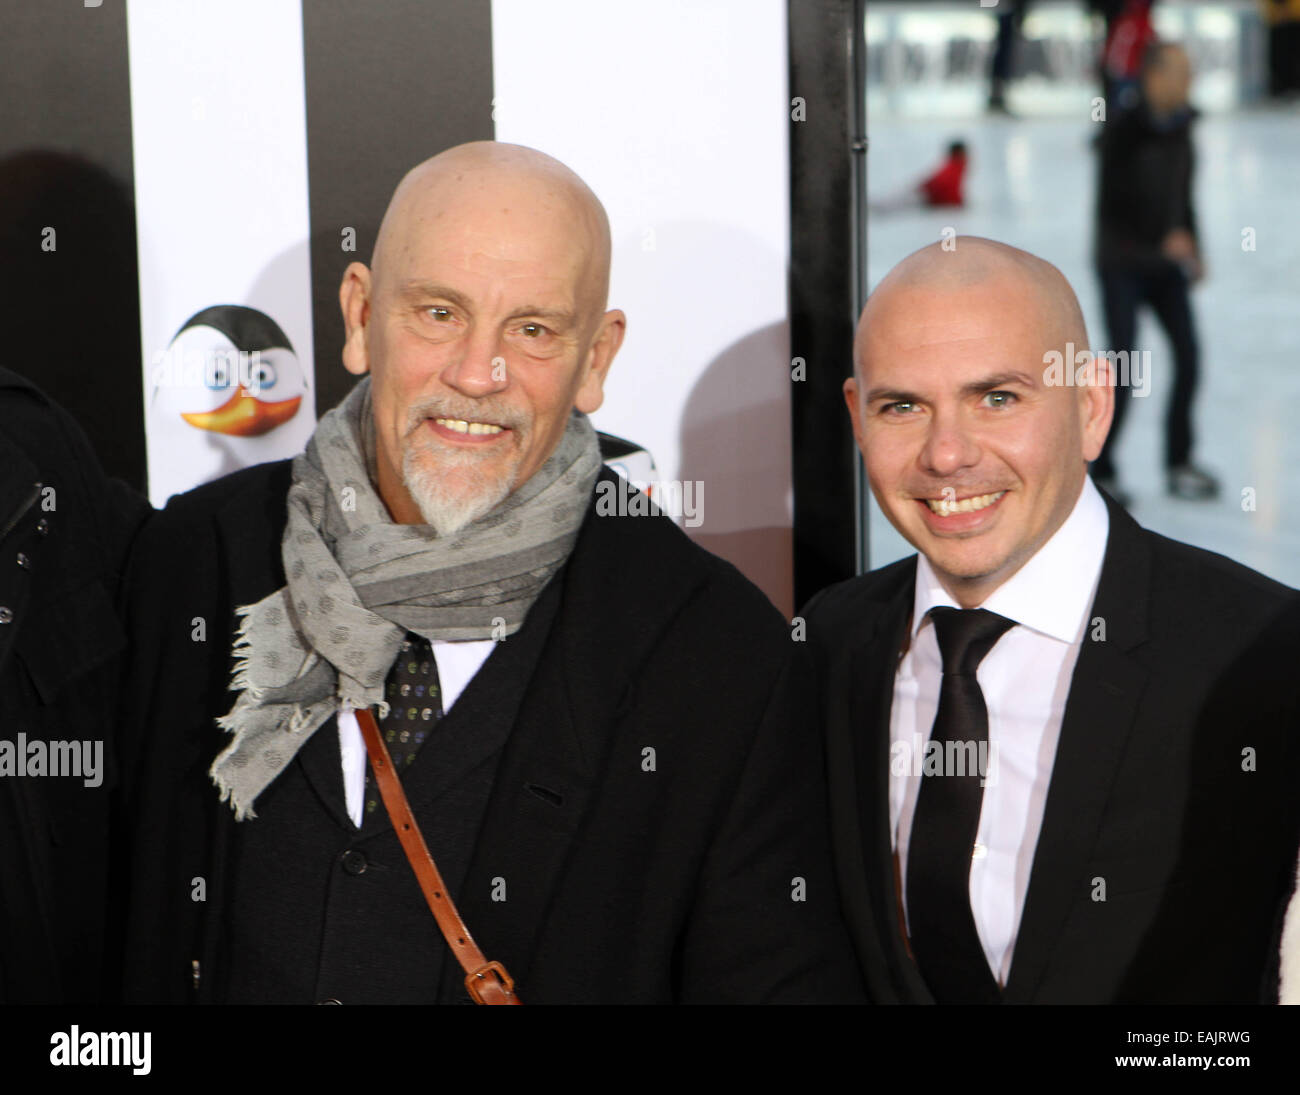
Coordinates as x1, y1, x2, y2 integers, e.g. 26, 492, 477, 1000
1079, 354, 1115, 463
340, 262, 373, 376
843, 375, 866, 450
574, 308, 626, 415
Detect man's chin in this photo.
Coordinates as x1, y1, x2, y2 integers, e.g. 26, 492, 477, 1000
419, 498, 498, 537
401, 460, 517, 538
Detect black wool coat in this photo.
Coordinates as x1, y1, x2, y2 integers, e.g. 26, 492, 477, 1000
0, 366, 149, 1002
117, 460, 866, 1004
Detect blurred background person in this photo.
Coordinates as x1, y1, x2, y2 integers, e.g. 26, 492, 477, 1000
989, 0, 1034, 114
1263, 0, 1300, 97
1091, 42, 1219, 504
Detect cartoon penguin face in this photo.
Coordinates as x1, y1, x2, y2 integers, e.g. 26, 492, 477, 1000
151, 305, 306, 436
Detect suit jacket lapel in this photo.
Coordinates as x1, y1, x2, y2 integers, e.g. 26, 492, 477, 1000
1003, 496, 1151, 1002
824, 559, 934, 1003
447, 469, 708, 997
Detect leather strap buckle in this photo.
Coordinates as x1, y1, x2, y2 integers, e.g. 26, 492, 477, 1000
465, 961, 516, 1004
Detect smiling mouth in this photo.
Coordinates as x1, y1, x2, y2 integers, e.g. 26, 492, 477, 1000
431, 417, 506, 437
922, 490, 1006, 517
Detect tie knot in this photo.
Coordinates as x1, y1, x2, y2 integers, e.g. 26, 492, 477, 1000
928, 607, 1014, 676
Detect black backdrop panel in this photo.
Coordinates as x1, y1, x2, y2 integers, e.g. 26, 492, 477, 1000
0, 0, 145, 490
302, 0, 496, 418
789, 0, 863, 604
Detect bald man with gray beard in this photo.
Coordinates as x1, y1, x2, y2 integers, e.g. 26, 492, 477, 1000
804, 236, 1300, 1004
117, 142, 863, 1004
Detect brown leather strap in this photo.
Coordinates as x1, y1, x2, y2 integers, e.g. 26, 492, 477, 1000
355, 706, 521, 1005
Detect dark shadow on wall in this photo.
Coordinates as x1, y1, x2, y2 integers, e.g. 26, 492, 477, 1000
0, 151, 145, 492
679, 321, 794, 618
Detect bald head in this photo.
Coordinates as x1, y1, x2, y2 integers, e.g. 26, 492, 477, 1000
855, 237, 1088, 379
843, 236, 1112, 607
372, 141, 613, 322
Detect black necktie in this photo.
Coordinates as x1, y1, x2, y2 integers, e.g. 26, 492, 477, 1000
363, 634, 443, 823
905, 606, 1015, 1004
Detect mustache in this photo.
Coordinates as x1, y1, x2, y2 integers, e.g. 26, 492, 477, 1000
403, 396, 529, 434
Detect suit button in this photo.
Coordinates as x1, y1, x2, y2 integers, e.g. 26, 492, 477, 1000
35, 519, 49, 535
16, 553, 30, 569
317, 998, 343, 1005
0, 607, 12, 624
340, 849, 367, 875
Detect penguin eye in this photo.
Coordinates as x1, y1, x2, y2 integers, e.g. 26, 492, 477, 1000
205, 352, 238, 391
249, 360, 277, 393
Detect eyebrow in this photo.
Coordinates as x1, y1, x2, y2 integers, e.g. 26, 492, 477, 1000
863, 371, 1037, 404
397, 281, 473, 311
396, 280, 577, 327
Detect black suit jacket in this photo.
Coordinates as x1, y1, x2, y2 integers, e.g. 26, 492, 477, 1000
804, 492, 1300, 1003
0, 366, 149, 1002
118, 460, 865, 1003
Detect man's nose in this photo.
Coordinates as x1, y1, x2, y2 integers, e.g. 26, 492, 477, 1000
440, 326, 510, 397
919, 413, 981, 477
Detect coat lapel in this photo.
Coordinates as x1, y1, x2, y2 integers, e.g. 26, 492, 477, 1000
821, 558, 933, 1003
853, 570, 933, 1003
1003, 497, 1152, 1002
447, 469, 709, 997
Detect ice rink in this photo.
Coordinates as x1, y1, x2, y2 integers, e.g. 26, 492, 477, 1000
862, 106, 1300, 588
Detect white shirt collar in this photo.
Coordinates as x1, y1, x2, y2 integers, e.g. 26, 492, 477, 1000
911, 476, 1110, 645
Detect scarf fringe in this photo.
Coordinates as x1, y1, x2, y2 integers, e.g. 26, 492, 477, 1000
226, 602, 268, 702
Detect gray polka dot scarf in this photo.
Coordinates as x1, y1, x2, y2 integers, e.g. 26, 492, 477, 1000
210, 376, 600, 820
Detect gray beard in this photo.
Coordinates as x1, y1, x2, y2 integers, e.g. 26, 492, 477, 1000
401, 444, 517, 538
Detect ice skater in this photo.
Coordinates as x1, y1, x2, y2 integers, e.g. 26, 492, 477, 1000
1091, 42, 1219, 504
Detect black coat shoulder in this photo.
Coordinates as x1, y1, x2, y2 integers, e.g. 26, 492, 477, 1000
0, 365, 149, 581
799, 554, 916, 639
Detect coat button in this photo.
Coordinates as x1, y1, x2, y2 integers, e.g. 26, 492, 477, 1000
36, 519, 49, 535
0, 607, 12, 624
16, 552, 30, 569
340, 849, 367, 875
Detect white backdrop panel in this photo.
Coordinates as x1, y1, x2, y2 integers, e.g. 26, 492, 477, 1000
127, 0, 317, 506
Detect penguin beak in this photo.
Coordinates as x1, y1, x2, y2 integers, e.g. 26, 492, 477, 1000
181, 384, 302, 436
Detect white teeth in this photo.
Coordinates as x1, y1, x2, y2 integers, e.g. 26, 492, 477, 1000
924, 491, 1006, 517
434, 418, 503, 436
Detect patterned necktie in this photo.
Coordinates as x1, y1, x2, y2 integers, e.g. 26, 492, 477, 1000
905, 606, 1015, 1004
363, 634, 443, 822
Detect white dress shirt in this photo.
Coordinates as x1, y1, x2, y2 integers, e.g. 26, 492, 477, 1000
891, 476, 1109, 985
337, 639, 495, 827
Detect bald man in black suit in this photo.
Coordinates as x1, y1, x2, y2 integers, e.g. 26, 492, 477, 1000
805, 238, 1300, 1004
